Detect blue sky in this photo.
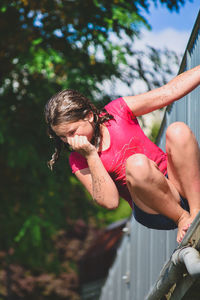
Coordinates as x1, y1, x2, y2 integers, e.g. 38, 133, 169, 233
143, 0, 200, 32
133, 0, 199, 54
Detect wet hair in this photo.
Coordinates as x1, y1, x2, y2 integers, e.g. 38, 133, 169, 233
44, 89, 114, 170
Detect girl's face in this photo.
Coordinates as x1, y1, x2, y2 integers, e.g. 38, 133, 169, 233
52, 112, 95, 144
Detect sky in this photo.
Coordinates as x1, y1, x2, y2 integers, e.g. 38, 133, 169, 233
116, 0, 200, 94
137, 0, 200, 52
143, 0, 199, 32
108, 1, 199, 131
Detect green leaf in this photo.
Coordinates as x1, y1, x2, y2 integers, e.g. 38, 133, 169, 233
31, 224, 41, 246
0, 132, 4, 144
32, 38, 43, 46
1, 6, 7, 12
93, 0, 99, 7
14, 218, 32, 242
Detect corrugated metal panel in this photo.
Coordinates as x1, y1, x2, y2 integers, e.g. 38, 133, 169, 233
99, 10, 200, 300
100, 219, 178, 300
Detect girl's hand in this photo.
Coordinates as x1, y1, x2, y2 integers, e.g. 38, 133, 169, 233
67, 135, 97, 158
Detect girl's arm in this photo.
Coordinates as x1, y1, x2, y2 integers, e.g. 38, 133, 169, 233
68, 136, 119, 210
123, 65, 200, 116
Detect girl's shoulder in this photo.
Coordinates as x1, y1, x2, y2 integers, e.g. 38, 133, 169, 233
105, 97, 135, 120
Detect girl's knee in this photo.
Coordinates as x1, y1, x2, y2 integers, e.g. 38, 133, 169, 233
126, 154, 153, 185
166, 122, 192, 145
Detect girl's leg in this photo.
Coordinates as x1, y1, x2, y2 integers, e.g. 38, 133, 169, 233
166, 122, 200, 227
125, 154, 190, 242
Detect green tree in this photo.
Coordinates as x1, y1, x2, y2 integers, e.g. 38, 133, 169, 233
0, 0, 184, 298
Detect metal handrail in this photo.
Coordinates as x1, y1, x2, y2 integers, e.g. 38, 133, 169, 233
145, 212, 200, 300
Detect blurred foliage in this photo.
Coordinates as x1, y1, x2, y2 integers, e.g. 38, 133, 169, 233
148, 121, 162, 143
96, 199, 132, 226
0, 0, 185, 298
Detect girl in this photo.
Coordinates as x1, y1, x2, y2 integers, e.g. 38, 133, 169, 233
45, 65, 200, 243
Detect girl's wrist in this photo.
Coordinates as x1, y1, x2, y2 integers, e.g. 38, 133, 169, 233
85, 149, 98, 160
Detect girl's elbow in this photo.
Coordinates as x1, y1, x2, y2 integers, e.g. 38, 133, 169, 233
95, 196, 119, 210
104, 197, 120, 210
107, 202, 119, 210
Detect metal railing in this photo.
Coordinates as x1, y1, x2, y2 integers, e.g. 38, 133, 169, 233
99, 10, 200, 300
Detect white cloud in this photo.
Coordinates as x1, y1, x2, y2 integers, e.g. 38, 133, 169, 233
130, 28, 191, 134
134, 28, 190, 53
105, 28, 190, 96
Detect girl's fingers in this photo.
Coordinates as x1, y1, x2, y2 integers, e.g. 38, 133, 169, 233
74, 135, 87, 147
68, 135, 89, 150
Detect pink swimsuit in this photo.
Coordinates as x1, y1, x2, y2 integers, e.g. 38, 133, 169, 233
69, 97, 167, 208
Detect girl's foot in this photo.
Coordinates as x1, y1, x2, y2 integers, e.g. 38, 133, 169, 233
177, 209, 200, 243
177, 211, 192, 243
